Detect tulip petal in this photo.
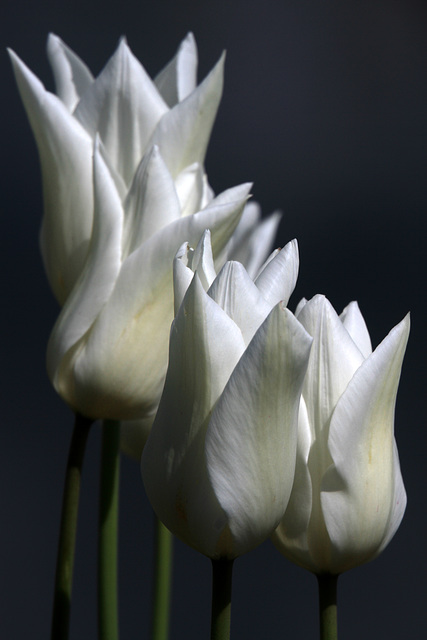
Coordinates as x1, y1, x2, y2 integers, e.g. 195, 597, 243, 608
321, 315, 410, 572
297, 295, 365, 443
213, 202, 261, 270
206, 305, 313, 556
208, 261, 272, 345
173, 230, 217, 314
154, 32, 198, 106
8, 49, 94, 304
272, 397, 317, 572
223, 204, 282, 279
254, 239, 299, 307
150, 53, 225, 178
173, 244, 191, 310
340, 301, 372, 358
142, 275, 246, 557
188, 229, 217, 290
47, 143, 124, 404
47, 34, 94, 111
377, 441, 407, 553
122, 146, 181, 256
74, 38, 168, 185
295, 297, 308, 317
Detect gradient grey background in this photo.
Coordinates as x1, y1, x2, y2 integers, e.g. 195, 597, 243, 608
1, 0, 426, 638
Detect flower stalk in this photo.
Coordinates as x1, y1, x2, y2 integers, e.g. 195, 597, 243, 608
317, 574, 338, 640
210, 559, 234, 640
98, 420, 121, 640
151, 517, 173, 640
51, 413, 93, 640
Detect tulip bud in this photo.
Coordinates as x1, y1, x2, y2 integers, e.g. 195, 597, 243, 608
272, 295, 409, 575
142, 231, 312, 558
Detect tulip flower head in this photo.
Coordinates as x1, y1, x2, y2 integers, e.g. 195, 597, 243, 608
9, 34, 280, 305
9, 33, 224, 304
142, 231, 313, 558
10, 34, 282, 428
272, 295, 409, 575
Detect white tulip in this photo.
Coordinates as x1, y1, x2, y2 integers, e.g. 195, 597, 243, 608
273, 295, 409, 575
9, 33, 224, 305
141, 231, 312, 558
10, 34, 281, 307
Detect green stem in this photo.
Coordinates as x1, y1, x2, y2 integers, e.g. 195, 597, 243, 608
210, 558, 234, 640
51, 413, 93, 640
317, 573, 339, 640
151, 517, 173, 640
98, 420, 121, 640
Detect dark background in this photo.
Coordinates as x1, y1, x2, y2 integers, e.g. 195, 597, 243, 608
1, 0, 426, 638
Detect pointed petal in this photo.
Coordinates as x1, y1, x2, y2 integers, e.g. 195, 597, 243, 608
208, 261, 272, 345
254, 239, 299, 307
154, 32, 198, 106
295, 297, 308, 317
206, 305, 312, 556
9, 49, 94, 304
74, 38, 168, 185
150, 53, 225, 177
321, 315, 410, 572
297, 295, 365, 442
188, 229, 217, 290
142, 275, 246, 557
47, 33, 94, 110
172, 230, 217, 314
46, 143, 124, 406
339, 301, 372, 358
122, 146, 181, 256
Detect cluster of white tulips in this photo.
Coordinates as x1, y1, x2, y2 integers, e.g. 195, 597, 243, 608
10, 33, 409, 640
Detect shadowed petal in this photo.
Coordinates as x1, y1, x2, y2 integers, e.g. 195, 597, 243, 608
8, 49, 94, 304
223, 204, 282, 279
47, 143, 124, 403
272, 397, 317, 571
